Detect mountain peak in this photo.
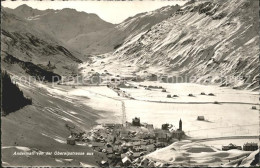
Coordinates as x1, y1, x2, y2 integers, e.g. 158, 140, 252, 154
15, 4, 33, 11
61, 8, 78, 13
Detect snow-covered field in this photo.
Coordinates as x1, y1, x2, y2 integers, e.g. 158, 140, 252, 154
122, 82, 258, 103
49, 81, 259, 139
145, 140, 259, 167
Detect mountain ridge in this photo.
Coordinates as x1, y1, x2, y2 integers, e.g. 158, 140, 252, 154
113, 0, 259, 90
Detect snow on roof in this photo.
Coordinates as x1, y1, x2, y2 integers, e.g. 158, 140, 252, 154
244, 142, 258, 146
101, 160, 107, 164
122, 156, 131, 163
197, 116, 205, 119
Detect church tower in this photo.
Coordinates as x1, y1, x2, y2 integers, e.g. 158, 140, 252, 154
179, 119, 182, 131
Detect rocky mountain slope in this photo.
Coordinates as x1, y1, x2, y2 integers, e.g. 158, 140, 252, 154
4, 4, 180, 56
1, 8, 85, 76
69, 5, 180, 54
4, 4, 55, 19
1, 7, 108, 166
7, 4, 114, 43
114, 0, 259, 90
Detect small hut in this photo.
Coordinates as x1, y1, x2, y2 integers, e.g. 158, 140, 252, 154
197, 116, 205, 121
188, 94, 193, 97
67, 136, 76, 145
222, 143, 242, 151
252, 106, 257, 110
162, 89, 167, 92
208, 93, 215, 96
167, 94, 171, 98
201, 92, 206, 95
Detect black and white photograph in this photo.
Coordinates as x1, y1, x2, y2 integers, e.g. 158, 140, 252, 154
1, 0, 259, 167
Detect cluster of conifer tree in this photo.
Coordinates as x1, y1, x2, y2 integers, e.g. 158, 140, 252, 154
1, 71, 32, 116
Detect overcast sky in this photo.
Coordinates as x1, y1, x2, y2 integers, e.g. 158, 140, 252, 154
2, 0, 187, 24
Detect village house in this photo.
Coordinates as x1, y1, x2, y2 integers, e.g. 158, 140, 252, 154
136, 133, 147, 139
141, 158, 150, 167
144, 124, 154, 130
147, 139, 155, 144
113, 145, 122, 152
106, 147, 113, 154
92, 142, 105, 151
125, 142, 134, 150
134, 145, 143, 152
87, 118, 186, 166
112, 129, 121, 137
120, 129, 129, 138
121, 153, 127, 159
162, 123, 170, 130
107, 135, 116, 142
146, 144, 156, 152
66, 136, 76, 145
172, 130, 184, 140
114, 140, 122, 145
146, 133, 156, 139
133, 141, 141, 146
155, 142, 166, 148
132, 117, 141, 126
243, 143, 258, 151
122, 146, 128, 153
155, 132, 168, 142
114, 124, 123, 129
107, 154, 114, 159
132, 152, 141, 158
140, 140, 148, 145
122, 156, 131, 166
140, 145, 147, 151
103, 123, 115, 128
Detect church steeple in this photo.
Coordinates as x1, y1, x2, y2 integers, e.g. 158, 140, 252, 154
179, 119, 182, 131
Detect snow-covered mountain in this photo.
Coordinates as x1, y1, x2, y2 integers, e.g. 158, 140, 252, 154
69, 5, 180, 54
114, 0, 259, 90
